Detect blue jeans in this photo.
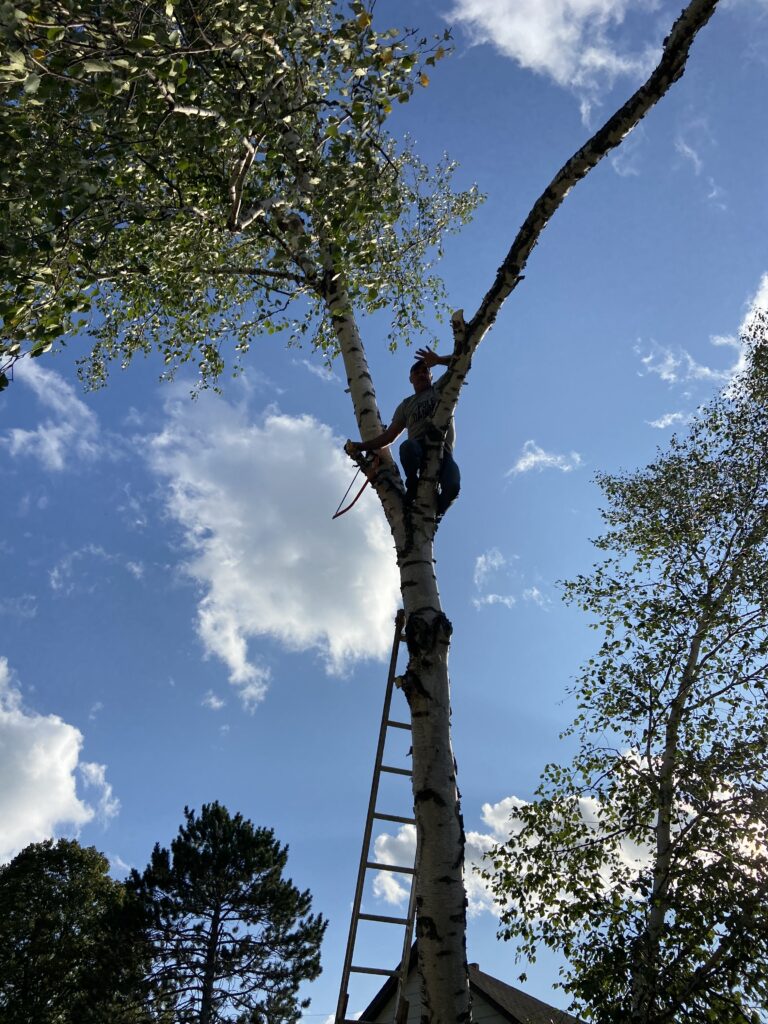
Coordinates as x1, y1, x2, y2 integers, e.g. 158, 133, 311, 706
400, 439, 461, 515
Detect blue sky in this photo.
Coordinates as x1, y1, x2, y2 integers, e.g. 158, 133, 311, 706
1, 0, 767, 1018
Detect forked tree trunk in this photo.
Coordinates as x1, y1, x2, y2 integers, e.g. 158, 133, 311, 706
326, 8, 720, 1019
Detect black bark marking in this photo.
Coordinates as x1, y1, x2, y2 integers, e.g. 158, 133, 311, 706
401, 669, 430, 703
416, 916, 439, 941
405, 610, 453, 655
414, 788, 447, 808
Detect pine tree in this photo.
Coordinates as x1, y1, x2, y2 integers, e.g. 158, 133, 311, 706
128, 803, 326, 1024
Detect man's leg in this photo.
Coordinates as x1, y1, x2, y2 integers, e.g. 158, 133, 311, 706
399, 439, 423, 502
437, 450, 461, 515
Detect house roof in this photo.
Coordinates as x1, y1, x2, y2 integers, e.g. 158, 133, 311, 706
359, 945, 581, 1024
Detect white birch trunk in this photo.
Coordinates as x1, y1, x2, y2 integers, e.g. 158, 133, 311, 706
318, 7, 720, 1021
326, 283, 471, 1023
398, 536, 471, 1024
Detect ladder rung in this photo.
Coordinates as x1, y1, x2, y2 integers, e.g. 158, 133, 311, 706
386, 719, 412, 730
381, 764, 412, 776
350, 966, 398, 977
366, 861, 415, 874
374, 812, 416, 825
359, 912, 410, 925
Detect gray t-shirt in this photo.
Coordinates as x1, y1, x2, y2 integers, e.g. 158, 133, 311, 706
391, 373, 456, 451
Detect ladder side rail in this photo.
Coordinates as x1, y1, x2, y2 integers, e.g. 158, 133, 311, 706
392, 828, 419, 1024
334, 609, 406, 1024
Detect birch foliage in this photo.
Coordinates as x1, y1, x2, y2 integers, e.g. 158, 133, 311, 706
485, 322, 768, 1024
0, 0, 479, 388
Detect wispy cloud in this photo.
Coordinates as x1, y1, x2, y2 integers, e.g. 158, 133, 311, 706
636, 334, 748, 389
507, 440, 582, 475
3, 361, 103, 471
79, 762, 120, 825
0, 595, 37, 620
473, 593, 517, 609
49, 545, 147, 596
646, 411, 689, 430
472, 548, 517, 610
294, 358, 341, 384
473, 548, 507, 588
674, 118, 726, 209
610, 124, 645, 177
523, 586, 551, 610
471, 548, 550, 612
675, 136, 703, 175
636, 273, 768, 398
202, 691, 226, 711
448, 0, 658, 120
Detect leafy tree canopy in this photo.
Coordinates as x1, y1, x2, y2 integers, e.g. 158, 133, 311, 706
0, 838, 152, 1024
128, 801, 327, 1024
485, 318, 768, 1024
0, 0, 480, 389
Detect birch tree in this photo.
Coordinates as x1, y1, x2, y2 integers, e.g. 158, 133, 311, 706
485, 321, 768, 1024
0, 1, 721, 1019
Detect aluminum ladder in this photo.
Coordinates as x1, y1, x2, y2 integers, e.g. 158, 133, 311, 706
335, 608, 418, 1024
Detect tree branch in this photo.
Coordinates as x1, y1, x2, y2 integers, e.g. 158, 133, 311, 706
465, 0, 720, 346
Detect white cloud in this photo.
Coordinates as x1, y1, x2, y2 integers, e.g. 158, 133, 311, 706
148, 389, 400, 710
610, 123, 645, 177
79, 761, 120, 824
295, 358, 341, 384
108, 852, 132, 876
673, 119, 726, 208
473, 547, 506, 588
507, 440, 583, 475
372, 798, 528, 916
0, 594, 37, 619
0, 657, 116, 862
636, 333, 748, 389
473, 592, 517, 609
472, 548, 518, 610
372, 825, 416, 906
49, 545, 147, 595
373, 792, 654, 919
745, 272, 768, 326
523, 585, 551, 609
675, 136, 703, 175
636, 341, 682, 383
636, 273, 768, 398
646, 411, 689, 429
3, 360, 102, 471
49, 544, 111, 595
448, 0, 657, 113
202, 690, 226, 711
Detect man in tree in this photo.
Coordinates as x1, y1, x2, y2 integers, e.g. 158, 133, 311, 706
348, 347, 460, 517
128, 802, 326, 1024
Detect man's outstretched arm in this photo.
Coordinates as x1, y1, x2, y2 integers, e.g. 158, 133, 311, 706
347, 419, 402, 453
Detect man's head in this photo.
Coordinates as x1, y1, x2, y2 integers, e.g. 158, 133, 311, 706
409, 359, 432, 394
